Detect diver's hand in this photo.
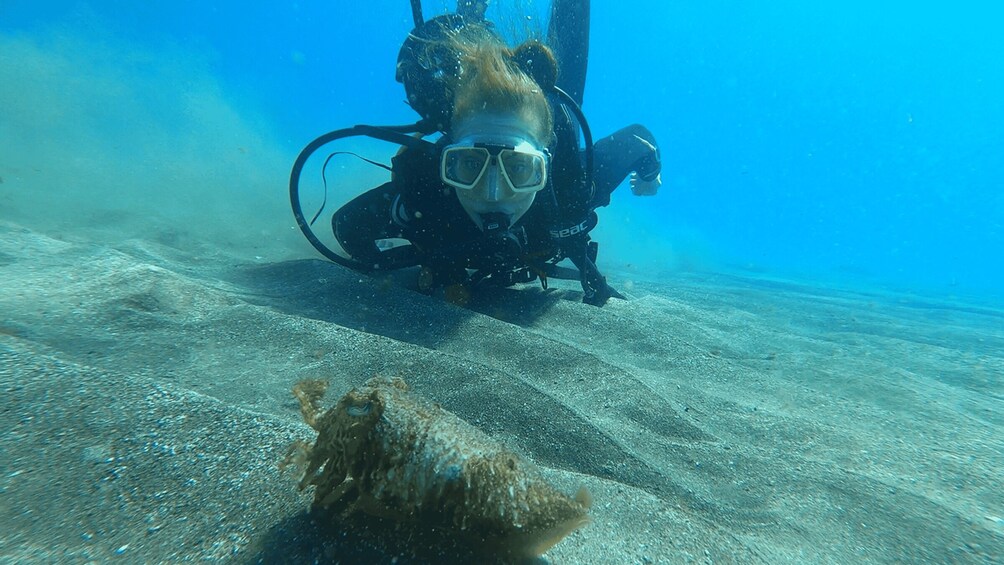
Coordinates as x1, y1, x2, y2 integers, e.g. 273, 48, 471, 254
580, 263, 625, 307
630, 171, 661, 196
582, 279, 624, 307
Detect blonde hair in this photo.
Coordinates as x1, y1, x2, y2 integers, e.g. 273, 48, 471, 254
449, 31, 555, 145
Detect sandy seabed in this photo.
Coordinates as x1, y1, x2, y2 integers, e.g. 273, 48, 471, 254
1, 220, 1001, 564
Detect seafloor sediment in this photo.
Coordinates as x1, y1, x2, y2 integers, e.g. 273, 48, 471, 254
0, 221, 1001, 563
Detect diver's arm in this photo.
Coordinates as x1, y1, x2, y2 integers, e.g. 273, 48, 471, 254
332, 183, 422, 270
590, 124, 662, 206
548, 0, 590, 105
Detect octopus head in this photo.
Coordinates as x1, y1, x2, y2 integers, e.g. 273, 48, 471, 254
333, 388, 383, 458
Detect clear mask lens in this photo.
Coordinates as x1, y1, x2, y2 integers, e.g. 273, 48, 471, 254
441, 145, 547, 193
500, 150, 545, 190
443, 148, 490, 187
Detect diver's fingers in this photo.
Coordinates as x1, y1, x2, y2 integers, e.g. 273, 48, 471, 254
630, 172, 661, 196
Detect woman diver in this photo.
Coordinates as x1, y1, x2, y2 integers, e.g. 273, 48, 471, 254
305, 0, 662, 306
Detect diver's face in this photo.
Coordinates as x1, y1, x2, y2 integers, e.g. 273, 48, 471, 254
446, 113, 548, 230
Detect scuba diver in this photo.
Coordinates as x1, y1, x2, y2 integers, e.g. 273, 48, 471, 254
290, 0, 662, 306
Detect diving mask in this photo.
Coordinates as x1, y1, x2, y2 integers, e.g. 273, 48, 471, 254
441, 140, 548, 195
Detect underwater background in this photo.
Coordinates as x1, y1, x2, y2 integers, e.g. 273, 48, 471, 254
3, 2, 1003, 563
3, 0, 1002, 303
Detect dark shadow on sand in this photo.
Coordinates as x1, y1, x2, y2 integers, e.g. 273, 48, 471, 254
226, 260, 572, 348
243, 508, 549, 565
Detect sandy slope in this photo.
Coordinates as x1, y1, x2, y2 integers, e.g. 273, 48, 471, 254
1, 221, 1001, 564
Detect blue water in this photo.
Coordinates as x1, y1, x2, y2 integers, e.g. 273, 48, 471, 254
3, 0, 1002, 302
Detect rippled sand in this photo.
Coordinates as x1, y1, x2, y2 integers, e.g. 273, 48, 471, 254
1, 221, 1001, 564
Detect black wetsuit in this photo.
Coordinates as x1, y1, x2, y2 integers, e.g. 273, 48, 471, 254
333, 0, 661, 305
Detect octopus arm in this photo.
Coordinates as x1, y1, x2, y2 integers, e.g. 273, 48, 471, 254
533, 486, 592, 555
521, 512, 592, 557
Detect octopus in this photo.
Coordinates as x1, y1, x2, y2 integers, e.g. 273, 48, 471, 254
285, 376, 591, 559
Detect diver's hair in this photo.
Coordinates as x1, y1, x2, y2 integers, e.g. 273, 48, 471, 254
449, 30, 556, 145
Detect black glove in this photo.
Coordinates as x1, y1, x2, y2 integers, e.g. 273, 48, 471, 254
565, 237, 623, 307
579, 259, 624, 307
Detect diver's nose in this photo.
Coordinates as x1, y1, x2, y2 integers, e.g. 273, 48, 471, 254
484, 164, 503, 202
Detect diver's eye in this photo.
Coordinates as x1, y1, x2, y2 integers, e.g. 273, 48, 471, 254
444, 148, 489, 186
461, 157, 483, 174
501, 152, 542, 187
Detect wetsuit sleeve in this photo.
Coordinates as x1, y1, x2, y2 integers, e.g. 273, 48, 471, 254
547, 0, 590, 105
332, 182, 419, 269
590, 124, 662, 208
330, 144, 443, 270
